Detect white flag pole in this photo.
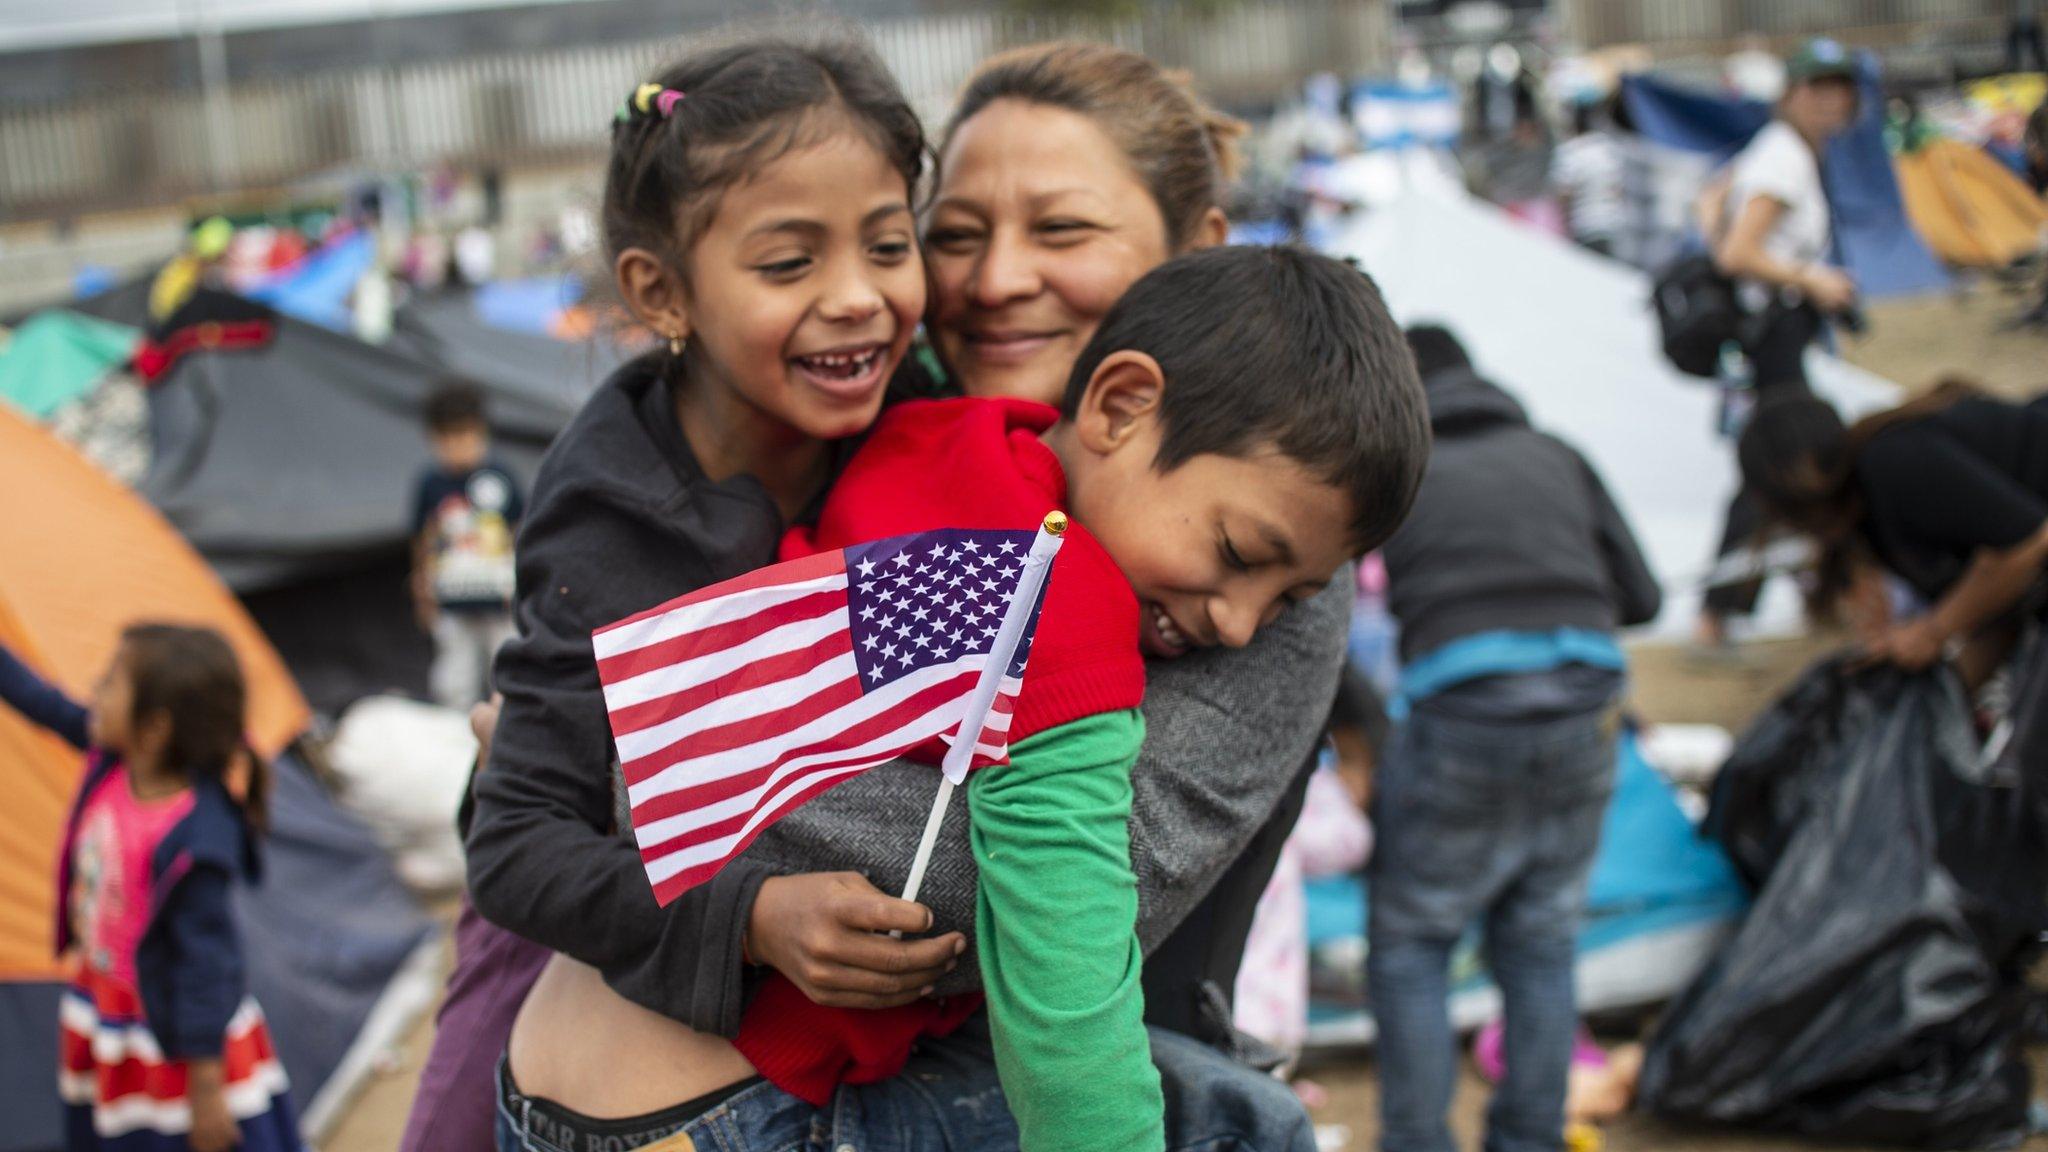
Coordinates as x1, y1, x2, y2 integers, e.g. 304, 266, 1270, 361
898, 512, 1067, 909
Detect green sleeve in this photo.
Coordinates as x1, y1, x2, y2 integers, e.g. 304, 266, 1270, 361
968, 708, 1163, 1152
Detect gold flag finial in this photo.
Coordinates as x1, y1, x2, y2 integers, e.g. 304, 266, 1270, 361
1042, 510, 1068, 536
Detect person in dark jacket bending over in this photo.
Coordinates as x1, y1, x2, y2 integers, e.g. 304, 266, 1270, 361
1369, 326, 1662, 1152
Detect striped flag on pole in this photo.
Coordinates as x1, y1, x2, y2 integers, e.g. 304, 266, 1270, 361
594, 526, 1054, 906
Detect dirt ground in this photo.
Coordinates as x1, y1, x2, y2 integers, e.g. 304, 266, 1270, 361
319, 291, 2048, 1151
1839, 284, 2048, 399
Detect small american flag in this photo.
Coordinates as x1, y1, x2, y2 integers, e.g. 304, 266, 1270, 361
595, 528, 1050, 905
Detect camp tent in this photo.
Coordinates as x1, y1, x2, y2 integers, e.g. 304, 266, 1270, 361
1325, 180, 1898, 636
138, 288, 571, 591
0, 407, 433, 1151
0, 312, 141, 420
22, 277, 607, 713
1896, 137, 2048, 268
129, 289, 603, 712
386, 283, 627, 429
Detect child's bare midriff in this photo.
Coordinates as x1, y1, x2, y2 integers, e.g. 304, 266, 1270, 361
508, 953, 756, 1116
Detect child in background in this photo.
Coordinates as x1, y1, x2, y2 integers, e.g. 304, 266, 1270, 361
1372, 324, 1660, 1152
411, 380, 524, 710
0, 627, 299, 1152
1233, 663, 1383, 1067
761, 245, 1431, 1152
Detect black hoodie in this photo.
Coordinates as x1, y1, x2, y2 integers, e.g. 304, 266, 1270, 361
1382, 367, 1662, 669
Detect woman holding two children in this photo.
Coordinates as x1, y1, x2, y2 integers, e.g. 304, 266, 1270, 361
440, 39, 1413, 1152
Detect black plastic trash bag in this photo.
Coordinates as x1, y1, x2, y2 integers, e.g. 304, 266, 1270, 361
1699, 655, 1867, 888
1638, 659, 2046, 1149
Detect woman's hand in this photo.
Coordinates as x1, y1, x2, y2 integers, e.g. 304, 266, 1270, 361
1800, 265, 1858, 315
186, 1060, 240, 1152
746, 872, 964, 1009
1864, 617, 1948, 671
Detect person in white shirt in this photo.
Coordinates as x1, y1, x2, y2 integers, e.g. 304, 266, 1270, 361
1696, 39, 1862, 646
1710, 38, 1861, 391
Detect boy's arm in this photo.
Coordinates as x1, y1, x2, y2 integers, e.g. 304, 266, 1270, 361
970, 709, 1164, 1152
0, 644, 90, 750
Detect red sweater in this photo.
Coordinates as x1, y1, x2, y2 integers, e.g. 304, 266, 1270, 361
736, 397, 1146, 1104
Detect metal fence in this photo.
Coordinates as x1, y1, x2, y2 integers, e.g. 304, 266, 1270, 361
1563, 0, 2006, 49
0, 1, 1396, 217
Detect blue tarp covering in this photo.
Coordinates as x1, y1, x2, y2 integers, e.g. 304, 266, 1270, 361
3, 752, 432, 1152
246, 232, 377, 331
473, 276, 584, 337
1621, 70, 1952, 298
1308, 731, 1749, 1026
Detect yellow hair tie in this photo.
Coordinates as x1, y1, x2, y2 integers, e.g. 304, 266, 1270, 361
633, 83, 664, 115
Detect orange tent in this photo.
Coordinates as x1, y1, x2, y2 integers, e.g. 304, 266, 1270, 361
0, 405, 307, 980
1896, 138, 2048, 269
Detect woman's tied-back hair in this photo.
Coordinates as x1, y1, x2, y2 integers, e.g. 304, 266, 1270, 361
1062, 246, 1431, 552
1738, 378, 1985, 618
945, 42, 1248, 250
120, 623, 268, 832
602, 37, 928, 277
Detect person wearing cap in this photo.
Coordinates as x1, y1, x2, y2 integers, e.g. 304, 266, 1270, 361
1715, 38, 1861, 389
1695, 39, 1863, 647
148, 216, 234, 323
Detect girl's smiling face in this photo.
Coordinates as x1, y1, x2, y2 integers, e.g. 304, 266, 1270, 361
619, 127, 926, 445
923, 99, 1175, 407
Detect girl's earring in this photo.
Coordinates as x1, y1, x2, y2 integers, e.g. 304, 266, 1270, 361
668, 331, 686, 357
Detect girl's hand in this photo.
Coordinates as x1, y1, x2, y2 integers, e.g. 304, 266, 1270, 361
1864, 618, 1947, 671
747, 872, 965, 1009
186, 1060, 240, 1152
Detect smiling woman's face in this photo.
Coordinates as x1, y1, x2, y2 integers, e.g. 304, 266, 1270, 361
923, 99, 1173, 406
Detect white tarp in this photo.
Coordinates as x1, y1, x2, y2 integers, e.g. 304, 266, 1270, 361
1325, 182, 1900, 637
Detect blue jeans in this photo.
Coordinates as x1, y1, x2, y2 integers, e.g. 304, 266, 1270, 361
495, 1015, 1314, 1152
1366, 705, 1617, 1152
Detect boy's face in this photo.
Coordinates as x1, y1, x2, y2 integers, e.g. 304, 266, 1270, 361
430, 423, 489, 474
1059, 353, 1356, 659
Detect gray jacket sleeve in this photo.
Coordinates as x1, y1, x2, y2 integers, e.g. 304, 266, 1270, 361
1580, 454, 1663, 627
738, 567, 1353, 996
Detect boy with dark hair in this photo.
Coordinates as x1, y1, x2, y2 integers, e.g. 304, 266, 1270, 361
1370, 324, 1661, 1152
747, 244, 1432, 1152
412, 380, 524, 710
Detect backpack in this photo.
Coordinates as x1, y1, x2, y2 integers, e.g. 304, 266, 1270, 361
1651, 252, 1741, 378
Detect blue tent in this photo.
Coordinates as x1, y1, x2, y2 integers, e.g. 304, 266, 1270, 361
5, 753, 433, 1152
472, 276, 585, 338
1306, 732, 1749, 1046
245, 232, 377, 331
1620, 70, 1952, 298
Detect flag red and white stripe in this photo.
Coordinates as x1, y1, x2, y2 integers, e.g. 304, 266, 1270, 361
594, 528, 1049, 905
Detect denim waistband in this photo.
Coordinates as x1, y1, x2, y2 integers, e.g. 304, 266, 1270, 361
496, 1057, 763, 1152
